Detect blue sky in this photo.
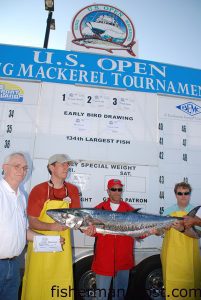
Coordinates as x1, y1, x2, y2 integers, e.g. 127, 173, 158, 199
1, 0, 201, 69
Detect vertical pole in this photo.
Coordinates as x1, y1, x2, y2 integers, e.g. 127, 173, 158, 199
43, 11, 52, 48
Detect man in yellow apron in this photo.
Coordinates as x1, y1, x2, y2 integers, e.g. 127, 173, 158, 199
161, 182, 201, 300
21, 154, 81, 300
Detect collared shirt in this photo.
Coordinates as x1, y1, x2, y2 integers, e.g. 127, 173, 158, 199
164, 203, 194, 216
0, 178, 27, 259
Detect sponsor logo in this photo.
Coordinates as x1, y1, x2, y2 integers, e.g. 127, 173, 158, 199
71, 4, 135, 56
176, 102, 201, 116
0, 82, 24, 102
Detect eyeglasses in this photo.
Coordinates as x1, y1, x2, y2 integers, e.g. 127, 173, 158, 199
110, 188, 123, 192
176, 192, 190, 196
5, 164, 29, 171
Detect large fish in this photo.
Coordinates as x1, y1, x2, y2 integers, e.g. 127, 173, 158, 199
46, 206, 201, 238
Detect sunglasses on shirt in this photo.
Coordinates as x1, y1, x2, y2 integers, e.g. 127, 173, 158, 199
110, 188, 123, 192
176, 192, 190, 196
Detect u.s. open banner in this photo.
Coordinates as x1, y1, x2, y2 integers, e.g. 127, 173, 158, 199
0, 44, 201, 99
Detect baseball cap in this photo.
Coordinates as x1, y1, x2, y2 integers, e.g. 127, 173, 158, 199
48, 154, 72, 165
108, 179, 123, 189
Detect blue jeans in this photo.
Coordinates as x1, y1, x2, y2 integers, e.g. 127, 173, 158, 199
95, 270, 129, 300
0, 257, 20, 300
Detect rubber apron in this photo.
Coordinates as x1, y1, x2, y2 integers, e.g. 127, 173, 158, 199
161, 210, 201, 300
21, 199, 74, 300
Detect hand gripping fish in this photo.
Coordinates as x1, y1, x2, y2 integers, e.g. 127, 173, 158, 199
46, 206, 201, 238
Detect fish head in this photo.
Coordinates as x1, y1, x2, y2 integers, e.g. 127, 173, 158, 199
46, 209, 84, 229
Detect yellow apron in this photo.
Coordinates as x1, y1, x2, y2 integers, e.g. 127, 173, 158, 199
21, 199, 74, 300
161, 210, 201, 300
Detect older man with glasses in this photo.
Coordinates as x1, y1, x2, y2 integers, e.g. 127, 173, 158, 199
160, 182, 201, 300
0, 152, 39, 300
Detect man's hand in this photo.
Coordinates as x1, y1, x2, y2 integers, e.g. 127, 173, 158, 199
184, 215, 201, 228
143, 228, 159, 237
82, 224, 96, 236
172, 220, 185, 232
60, 236, 65, 245
50, 222, 68, 231
148, 228, 159, 235
28, 216, 68, 232
138, 227, 159, 239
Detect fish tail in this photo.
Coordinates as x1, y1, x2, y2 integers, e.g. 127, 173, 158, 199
127, 49, 136, 57
134, 237, 143, 243
187, 205, 201, 217
187, 205, 201, 238
127, 41, 136, 57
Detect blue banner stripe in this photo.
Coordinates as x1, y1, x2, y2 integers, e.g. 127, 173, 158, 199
0, 44, 201, 99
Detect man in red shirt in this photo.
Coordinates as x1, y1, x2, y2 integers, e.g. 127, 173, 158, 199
21, 154, 80, 300
92, 179, 135, 300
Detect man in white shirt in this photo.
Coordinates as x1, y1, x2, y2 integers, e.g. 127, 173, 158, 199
0, 152, 28, 300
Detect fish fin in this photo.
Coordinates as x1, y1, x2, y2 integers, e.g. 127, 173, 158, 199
187, 205, 201, 217
134, 237, 144, 243
131, 208, 141, 213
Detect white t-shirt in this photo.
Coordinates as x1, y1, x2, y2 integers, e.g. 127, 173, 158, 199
110, 202, 120, 211
0, 179, 27, 258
